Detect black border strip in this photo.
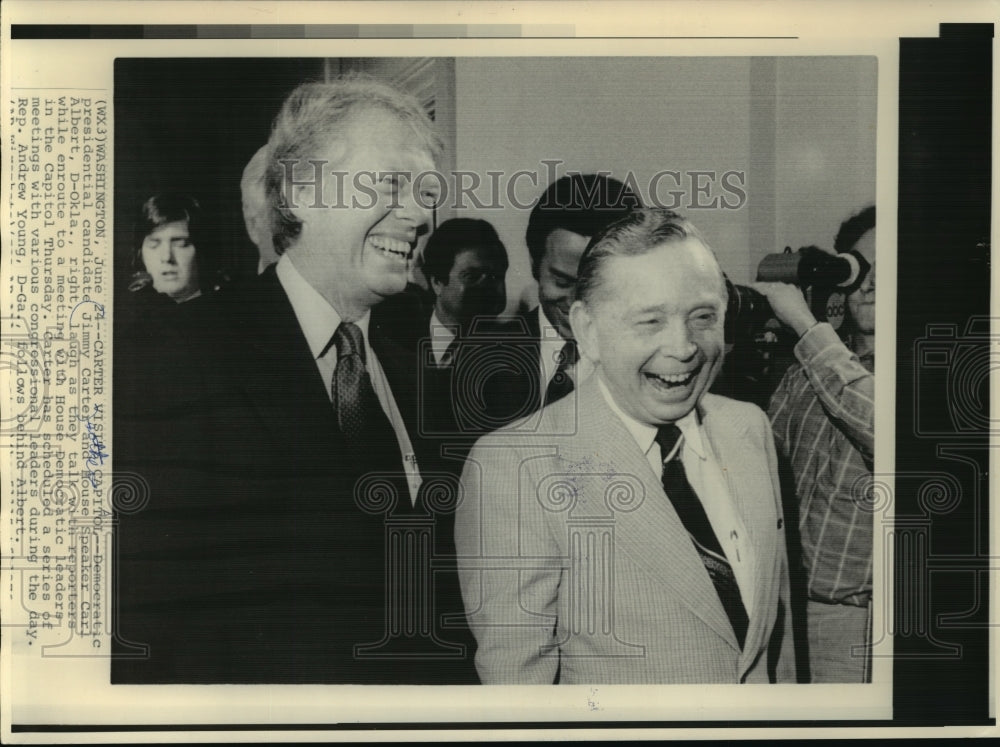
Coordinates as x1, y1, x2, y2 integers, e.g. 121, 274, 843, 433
893, 21, 992, 727
9, 24, 796, 39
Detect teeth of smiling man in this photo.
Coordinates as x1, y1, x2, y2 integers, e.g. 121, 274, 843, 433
369, 236, 411, 258
649, 371, 695, 384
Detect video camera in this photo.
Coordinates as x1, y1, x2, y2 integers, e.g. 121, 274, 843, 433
716, 245, 872, 408
724, 245, 871, 344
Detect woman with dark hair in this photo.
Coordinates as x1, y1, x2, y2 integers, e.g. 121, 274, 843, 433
131, 193, 208, 303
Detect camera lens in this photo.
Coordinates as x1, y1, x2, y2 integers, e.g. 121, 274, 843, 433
724, 279, 773, 344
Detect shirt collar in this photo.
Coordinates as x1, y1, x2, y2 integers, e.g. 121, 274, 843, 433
538, 305, 569, 344
430, 309, 457, 339
596, 375, 706, 461
275, 253, 370, 360
674, 407, 706, 460
429, 309, 457, 362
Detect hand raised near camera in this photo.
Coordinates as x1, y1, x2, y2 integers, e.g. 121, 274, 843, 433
750, 282, 818, 338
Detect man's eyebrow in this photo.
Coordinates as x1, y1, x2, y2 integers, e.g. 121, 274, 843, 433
630, 303, 669, 315
628, 297, 722, 315
549, 267, 576, 281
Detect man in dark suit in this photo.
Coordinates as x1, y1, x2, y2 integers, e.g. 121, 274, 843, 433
113, 76, 477, 684
372, 218, 510, 467
420, 217, 508, 367
468, 174, 640, 429
372, 217, 508, 452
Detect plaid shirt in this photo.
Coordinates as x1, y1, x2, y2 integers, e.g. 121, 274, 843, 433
768, 323, 874, 607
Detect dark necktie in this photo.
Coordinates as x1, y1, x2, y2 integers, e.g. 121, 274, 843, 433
332, 321, 391, 441
543, 339, 579, 407
439, 335, 461, 369
654, 424, 748, 648
330, 323, 420, 524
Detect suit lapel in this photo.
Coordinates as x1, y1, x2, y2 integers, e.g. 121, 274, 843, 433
372, 322, 419, 415
700, 395, 779, 669
700, 396, 755, 526
521, 308, 544, 412
371, 322, 433, 468
560, 379, 740, 650
239, 270, 420, 447
236, 269, 341, 453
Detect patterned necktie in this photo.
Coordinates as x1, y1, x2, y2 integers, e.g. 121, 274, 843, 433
654, 424, 748, 648
331, 321, 384, 441
543, 339, 579, 407
331, 323, 419, 518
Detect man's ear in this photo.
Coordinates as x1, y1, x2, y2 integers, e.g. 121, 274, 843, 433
569, 299, 599, 363
287, 182, 312, 223
285, 138, 348, 223
283, 177, 323, 228
429, 275, 445, 296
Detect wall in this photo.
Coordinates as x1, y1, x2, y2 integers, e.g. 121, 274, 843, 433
774, 56, 878, 251
452, 56, 876, 312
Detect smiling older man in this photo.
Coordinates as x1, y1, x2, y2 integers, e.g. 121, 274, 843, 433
114, 75, 477, 684
455, 208, 795, 683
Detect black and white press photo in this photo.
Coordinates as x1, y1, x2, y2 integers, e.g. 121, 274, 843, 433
2, 2, 993, 739
111, 55, 877, 686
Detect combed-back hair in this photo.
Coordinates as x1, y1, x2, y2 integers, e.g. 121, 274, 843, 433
575, 207, 725, 305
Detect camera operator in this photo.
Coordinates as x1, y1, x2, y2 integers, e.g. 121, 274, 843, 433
753, 205, 875, 683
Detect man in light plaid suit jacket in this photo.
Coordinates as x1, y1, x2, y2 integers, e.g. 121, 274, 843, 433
456, 208, 796, 683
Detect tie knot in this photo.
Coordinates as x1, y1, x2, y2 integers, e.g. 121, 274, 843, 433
333, 321, 366, 363
556, 339, 579, 367
654, 424, 683, 461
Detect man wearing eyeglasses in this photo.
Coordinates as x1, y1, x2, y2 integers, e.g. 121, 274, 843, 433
421, 217, 509, 367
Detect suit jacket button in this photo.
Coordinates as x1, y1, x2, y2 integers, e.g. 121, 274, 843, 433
777, 518, 783, 529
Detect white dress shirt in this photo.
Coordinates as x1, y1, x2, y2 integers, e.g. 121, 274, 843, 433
428, 309, 458, 366
596, 376, 756, 616
276, 254, 422, 504
538, 306, 595, 396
